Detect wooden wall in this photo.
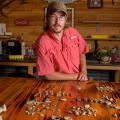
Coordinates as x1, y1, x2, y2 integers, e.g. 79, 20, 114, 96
0, 0, 120, 47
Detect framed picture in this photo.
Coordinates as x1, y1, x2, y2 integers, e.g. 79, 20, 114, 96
44, 8, 74, 27
87, 0, 103, 8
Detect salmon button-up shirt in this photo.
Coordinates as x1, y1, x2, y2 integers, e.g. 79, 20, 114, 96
33, 27, 89, 75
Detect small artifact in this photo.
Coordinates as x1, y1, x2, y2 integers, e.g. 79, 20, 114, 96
0, 104, 7, 113
0, 115, 2, 120
112, 113, 120, 118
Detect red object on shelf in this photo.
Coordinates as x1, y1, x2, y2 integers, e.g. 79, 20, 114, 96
14, 18, 29, 26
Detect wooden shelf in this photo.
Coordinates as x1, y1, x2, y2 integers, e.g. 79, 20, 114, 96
0, 61, 120, 82
0, 35, 12, 39
85, 38, 120, 41
80, 21, 120, 24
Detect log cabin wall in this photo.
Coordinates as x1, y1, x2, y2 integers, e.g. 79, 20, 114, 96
0, 0, 120, 47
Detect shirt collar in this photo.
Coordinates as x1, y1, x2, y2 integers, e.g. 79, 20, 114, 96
46, 29, 67, 42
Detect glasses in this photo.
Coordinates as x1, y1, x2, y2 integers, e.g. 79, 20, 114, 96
49, 15, 66, 21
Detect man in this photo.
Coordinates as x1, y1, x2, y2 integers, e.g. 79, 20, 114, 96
33, 1, 89, 81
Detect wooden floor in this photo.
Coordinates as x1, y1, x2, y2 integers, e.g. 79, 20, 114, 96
0, 77, 120, 120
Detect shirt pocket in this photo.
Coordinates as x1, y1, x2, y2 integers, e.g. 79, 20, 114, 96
69, 40, 80, 66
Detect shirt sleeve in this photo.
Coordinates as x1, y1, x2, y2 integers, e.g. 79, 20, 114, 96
34, 38, 55, 75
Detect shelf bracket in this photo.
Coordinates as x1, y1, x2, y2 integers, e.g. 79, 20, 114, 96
96, 23, 99, 32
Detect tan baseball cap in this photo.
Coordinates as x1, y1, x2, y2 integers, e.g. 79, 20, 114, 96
47, 1, 67, 16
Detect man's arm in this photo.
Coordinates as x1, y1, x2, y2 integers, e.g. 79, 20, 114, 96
80, 54, 87, 74
77, 54, 88, 81
39, 54, 88, 81
39, 72, 78, 80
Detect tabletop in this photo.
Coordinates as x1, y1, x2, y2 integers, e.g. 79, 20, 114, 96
0, 77, 120, 120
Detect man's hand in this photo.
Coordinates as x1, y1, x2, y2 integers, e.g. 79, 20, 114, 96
77, 72, 88, 81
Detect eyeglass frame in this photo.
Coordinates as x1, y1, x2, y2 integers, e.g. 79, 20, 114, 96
48, 14, 66, 21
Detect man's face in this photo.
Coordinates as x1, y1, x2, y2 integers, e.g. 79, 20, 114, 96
47, 11, 67, 33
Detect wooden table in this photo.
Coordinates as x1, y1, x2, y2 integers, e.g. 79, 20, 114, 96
0, 77, 120, 120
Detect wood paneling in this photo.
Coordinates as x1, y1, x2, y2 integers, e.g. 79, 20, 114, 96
0, 0, 120, 47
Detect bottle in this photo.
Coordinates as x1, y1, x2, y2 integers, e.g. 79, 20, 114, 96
0, 41, 2, 55
21, 42, 26, 55
20, 33, 26, 55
